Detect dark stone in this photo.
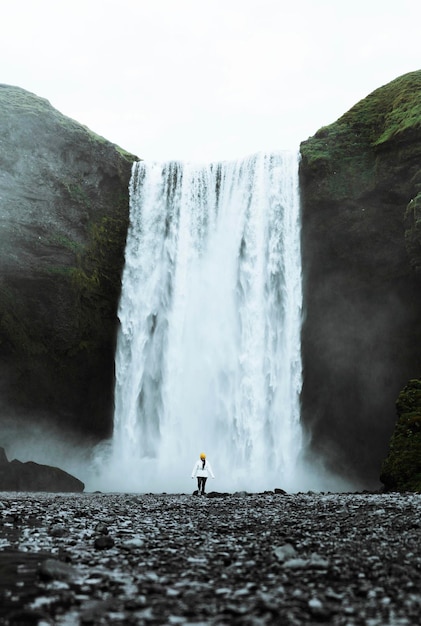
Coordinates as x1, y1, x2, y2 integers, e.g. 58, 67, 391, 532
38, 557, 78, 582
94, 521, 109, 535
299, 70, 421, 487
48, 523, 67, 537
1, 492, 420, 624
6, 609, 53, 626
0, 447, 84, 491
94, 535, 115, 550
0, 84, 138, 441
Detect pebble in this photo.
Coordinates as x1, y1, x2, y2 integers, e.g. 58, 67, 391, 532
93, 535, 115, 550
38, 558, 78, 582
0, 491, 421, 624
273, 542, 297, 561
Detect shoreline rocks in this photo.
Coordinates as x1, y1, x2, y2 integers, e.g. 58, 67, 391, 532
1, 491, 420, 624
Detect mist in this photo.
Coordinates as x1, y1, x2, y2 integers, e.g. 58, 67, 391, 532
0, 409, 94, 486
300, 267, 412, 486
0, 396, 365, 494
81, 153, 364, 496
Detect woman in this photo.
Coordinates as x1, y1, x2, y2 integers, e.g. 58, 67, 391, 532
191, 452, 215, 495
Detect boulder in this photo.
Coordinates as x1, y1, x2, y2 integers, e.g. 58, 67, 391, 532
299, 70, 421, 486
0, 447, 84, 491
0, 84, 138, 439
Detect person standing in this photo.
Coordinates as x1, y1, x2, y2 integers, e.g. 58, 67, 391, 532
191, 452, 215, 495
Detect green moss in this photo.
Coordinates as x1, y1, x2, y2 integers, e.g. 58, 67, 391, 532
0, 288, 48, 357
300, 70, 421, 199
373, 78, 421, 145
404, 192, 421, 272
83, 128, 138, 162
62, 181, 91, 208
0, 84, 137, 431
61, 194, 129, 358
45, 266, 74, 276
0, 85, 55, 115
0, 85, 139, 165
380, 379, 421, 492
47, 234, 83, 254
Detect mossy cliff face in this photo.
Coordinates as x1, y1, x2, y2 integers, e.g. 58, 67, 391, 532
380, 378, 421, 492
0, 85, 138, 439
299, 71, 421, 486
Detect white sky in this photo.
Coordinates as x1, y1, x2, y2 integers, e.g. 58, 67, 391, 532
2, 0, 421, 163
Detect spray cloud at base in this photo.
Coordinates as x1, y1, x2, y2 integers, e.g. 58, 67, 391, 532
90, 151, 348, 494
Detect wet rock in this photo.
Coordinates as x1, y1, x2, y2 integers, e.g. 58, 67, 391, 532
6, 608, 54, 625
1, 492, 421, 624
94, 522, 109, 535
308, 597, 332, 620
48, 523, 67, 537
273, 543, 297, 561
38, 557, 79, 582
282, 557, 309, 569
94, 535, 115, 550
57, 547, 73, 563
120, 537, 145, 551
308, 552, 330, 569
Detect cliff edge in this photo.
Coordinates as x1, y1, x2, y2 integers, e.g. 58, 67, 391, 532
0, 85, 138, 440
299, 70, 421, 486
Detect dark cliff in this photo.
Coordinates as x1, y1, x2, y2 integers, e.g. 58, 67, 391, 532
380, 378, 421, 492
2, 76, 420, 489
299, 70, 421, 487
0, 85, 138, 440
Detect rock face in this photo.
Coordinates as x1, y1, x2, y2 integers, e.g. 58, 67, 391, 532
0, 85, 137, 439
299, 70, 421, 486
0, 447, 84, 491
2, 76, 420, 490
380, 378, 421, 492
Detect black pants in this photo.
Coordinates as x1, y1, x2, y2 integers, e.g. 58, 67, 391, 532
197, 477, 207, 494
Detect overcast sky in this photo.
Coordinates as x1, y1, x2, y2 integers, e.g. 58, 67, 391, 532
2, 0, 421, 162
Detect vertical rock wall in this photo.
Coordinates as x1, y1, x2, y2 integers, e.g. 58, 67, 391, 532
299, 71, 421, 486
0, 85, 138, 441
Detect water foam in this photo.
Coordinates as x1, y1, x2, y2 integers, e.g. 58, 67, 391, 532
94, 151, 305, 492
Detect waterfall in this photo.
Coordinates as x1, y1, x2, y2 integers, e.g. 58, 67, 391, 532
102, 151, 303, 493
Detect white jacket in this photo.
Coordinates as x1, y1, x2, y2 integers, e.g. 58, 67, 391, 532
191, 459, 215, 479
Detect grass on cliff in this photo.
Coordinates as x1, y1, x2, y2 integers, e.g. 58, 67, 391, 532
0, 84, 139, 163
300, 70, 421, 173
380, 378, 421, 492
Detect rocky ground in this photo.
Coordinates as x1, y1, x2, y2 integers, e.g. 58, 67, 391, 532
0, 491, 421, 625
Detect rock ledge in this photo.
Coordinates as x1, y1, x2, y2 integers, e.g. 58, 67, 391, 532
0, 446, 84, 492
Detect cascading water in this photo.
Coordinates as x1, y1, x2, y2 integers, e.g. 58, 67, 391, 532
100, 151, 304, 493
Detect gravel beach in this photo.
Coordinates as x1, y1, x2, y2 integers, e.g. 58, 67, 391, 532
1, 491, 421, 625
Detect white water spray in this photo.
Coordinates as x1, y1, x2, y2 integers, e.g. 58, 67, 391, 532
97, 151, 304, 493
